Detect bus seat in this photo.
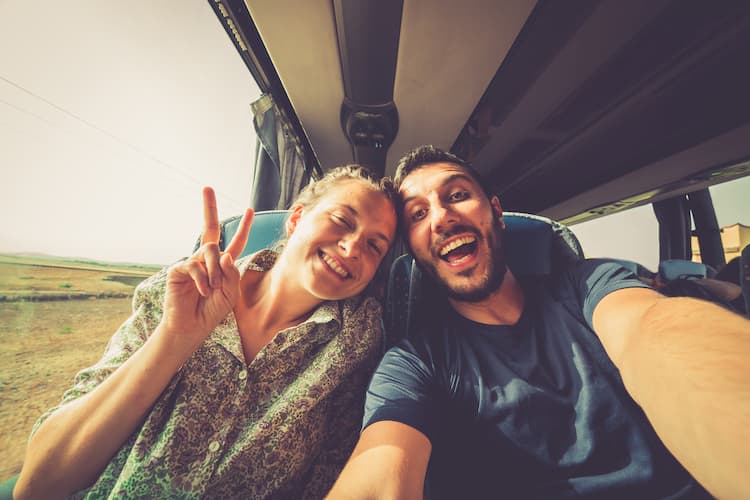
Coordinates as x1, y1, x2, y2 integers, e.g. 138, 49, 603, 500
658, 259, 707, 281
384, 212, 584, 349
193, 210, 289, 257
0, 475, 16, 500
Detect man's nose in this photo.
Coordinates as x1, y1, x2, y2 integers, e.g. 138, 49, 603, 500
430, 203, 457, 234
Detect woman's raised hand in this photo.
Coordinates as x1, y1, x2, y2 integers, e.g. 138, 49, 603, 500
160, 187, 254, 350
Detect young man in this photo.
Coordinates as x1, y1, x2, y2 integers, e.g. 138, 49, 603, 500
328, 146, 750, 499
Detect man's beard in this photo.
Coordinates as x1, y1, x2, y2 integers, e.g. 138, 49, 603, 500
415, 216, 507, 303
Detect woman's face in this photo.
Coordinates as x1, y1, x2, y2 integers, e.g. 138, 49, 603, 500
284, 179, 397, 301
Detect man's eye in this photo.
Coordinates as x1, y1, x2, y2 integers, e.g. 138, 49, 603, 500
449, 191, 470, 202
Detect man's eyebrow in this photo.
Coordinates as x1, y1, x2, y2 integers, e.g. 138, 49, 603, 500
442, 173, 475, 187
401, 173, 476, 207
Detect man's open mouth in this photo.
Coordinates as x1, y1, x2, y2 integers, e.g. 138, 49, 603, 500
438, 236, 477, 265
319, 250, 351, 278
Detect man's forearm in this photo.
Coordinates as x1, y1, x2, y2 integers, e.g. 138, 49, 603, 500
617, 296, 750, 499
327, 421, 431, 500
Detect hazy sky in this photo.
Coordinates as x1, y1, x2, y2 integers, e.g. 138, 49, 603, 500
0, 1, 747, 268
1, 1, 260, 265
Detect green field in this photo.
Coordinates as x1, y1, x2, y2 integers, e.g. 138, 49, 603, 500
0, 254, 161, 301
0, 254, 161, 479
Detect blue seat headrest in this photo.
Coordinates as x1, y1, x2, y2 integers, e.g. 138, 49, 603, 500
658, 259, 707, 281
194, 210, 289, 258
503, 213, 583, 276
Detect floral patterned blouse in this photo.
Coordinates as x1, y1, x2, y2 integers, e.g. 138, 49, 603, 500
32, 250, 383, 499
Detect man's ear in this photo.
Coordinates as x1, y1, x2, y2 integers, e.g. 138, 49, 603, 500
491, 196, 505, 229
286, 204, 304, 236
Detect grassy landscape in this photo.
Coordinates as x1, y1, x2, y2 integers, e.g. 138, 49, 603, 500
0, 254, 161, 479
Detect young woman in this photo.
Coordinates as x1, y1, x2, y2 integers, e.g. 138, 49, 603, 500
14, 166, 398, 499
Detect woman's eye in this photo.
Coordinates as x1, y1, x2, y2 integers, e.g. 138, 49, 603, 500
411, 208, 427, 221
332, 214, 353, 228
369, 241, 383, 255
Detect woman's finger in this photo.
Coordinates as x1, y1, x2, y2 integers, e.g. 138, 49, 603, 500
203, 242, 222, 289
219, 252, 239, 298
201, 187, 221, 246
225, 208, 254, 260
185, 258, 211, 297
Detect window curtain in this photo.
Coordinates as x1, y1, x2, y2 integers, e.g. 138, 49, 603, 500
249, 94, 312, 210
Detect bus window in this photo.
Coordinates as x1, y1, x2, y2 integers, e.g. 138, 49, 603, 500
571, 175, 750, 274
703, 176, 750, 264
570, 204, 660, 271
0, 2, 260, 480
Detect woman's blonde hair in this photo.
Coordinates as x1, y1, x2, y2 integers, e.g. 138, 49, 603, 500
293, 164, 398, 211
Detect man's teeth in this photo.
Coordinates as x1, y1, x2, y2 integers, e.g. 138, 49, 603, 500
322, 253, 350, 278
440, 236, 476, 256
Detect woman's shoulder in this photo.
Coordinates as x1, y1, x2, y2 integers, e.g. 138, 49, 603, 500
336, 295, 384, 348
328, 295, 384, 368
339, 294, 383, 321
238, 249, 278, 274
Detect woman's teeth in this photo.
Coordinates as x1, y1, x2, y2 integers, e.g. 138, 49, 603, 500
322, 253, 350, 278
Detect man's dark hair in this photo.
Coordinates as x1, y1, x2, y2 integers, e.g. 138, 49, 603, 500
393, 145, 495, 200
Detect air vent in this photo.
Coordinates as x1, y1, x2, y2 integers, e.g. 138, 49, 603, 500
451, 0, 598, 158
494, 137, 556, 185
512, 23, 750, 213
542, 0, 743, 133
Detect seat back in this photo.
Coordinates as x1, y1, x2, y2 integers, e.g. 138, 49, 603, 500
194, 210, 289, 257
658, 259, 707, 281
384, 212, 584, 348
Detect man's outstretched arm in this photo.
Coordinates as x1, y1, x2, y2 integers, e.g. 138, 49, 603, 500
327, 421, 431, 499
593, 287, 750, 499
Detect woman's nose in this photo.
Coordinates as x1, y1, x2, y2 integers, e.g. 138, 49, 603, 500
339, 233, 362, 258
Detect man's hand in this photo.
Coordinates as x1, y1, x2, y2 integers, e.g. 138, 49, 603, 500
160, 187, 254, 351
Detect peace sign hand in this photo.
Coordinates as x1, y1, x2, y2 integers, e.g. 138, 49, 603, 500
159, 187, 254, 353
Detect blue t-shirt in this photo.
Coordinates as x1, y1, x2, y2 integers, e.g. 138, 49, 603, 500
364, 259, 710, 499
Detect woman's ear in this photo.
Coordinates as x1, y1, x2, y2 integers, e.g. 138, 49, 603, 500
286, 204, 304, 236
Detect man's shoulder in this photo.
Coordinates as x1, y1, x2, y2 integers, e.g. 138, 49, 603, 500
535, 258, 651, 328
537, 258, 646, 294
383, 310, 463, 374
392, 321, 450, 356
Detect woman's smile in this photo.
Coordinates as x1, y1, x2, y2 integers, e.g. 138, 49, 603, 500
319, 249, 352, 279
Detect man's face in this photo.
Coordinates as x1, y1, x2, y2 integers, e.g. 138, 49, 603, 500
399, 162, 507, 302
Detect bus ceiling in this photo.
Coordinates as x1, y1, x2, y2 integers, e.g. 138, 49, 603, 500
209, 1, 750, 223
